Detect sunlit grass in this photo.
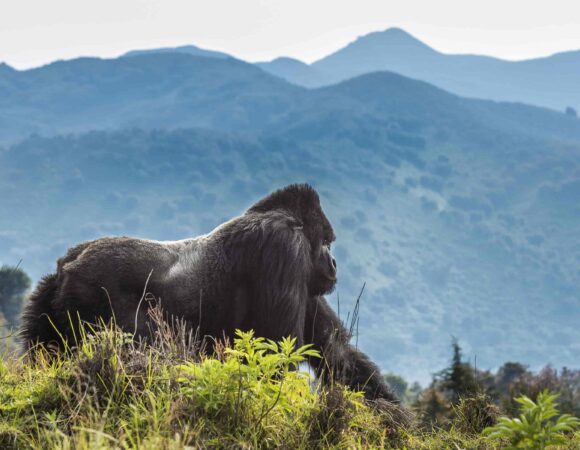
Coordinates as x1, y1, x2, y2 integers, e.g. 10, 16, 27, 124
0, 314, 578, 449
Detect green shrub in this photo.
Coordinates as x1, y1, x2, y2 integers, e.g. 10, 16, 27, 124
483, 390, 580, 449
175, 330, 321, 445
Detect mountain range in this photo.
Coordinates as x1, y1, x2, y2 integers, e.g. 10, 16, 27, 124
0, 39, 579, 383
115, 27, 580, 112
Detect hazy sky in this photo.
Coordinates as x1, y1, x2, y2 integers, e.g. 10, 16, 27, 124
2, 0, 580, 69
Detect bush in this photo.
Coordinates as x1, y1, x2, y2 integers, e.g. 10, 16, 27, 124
175, 330, 321, 445
484, 390, 580, 449
453, 393, 500, 435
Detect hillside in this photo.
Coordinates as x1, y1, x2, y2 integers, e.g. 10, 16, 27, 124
0, 54, 303, 144
4, 325, 578, 449
1, 58, 579, 382
1, 53, 579, 145
255, 57, 330, 88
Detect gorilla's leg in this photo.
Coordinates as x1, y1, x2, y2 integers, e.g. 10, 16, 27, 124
304, 295, 400, 404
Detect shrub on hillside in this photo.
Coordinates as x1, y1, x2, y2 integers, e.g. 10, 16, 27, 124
484, 390, 580, 449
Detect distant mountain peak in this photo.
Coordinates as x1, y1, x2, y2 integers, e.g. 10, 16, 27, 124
310, 27, 439, 83
347, 27, 437, 53
122, 44, 230, 60
264, 57, 309, 67
255, 56, 326, 87
0, 62, 15, 73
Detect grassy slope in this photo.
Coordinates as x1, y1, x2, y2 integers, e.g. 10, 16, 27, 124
0, 321, 578, 449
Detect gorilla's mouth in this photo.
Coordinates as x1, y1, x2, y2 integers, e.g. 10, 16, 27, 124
322, 276, 337, 288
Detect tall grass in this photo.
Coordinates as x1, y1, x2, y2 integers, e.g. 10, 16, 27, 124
0, 309, 578, 449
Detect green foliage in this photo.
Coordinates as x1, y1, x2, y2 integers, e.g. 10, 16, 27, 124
0, 318, 578, 449
175, 330, 320, 438
484, 390, 580, 449
502, 366, 580, 418
0, 265, 31, 326
415, 386, 452, 429
0, 322, 395, 449
413, 338, 580, 435
384, 372, 409, 400
453, 393, 500, 435
437, 338, 479, 405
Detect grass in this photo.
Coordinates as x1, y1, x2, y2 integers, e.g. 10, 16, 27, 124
0, 313, 578, 449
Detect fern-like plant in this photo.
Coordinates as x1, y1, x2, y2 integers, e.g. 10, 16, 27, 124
483, 389, 580, 449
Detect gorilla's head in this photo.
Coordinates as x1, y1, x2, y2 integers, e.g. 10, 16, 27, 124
248, 184, 337, 295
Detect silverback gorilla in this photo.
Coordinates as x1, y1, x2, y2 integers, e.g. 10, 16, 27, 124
21, 184, 402, 408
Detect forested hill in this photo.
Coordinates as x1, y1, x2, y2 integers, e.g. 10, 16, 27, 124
1, 52, 579, 382
0, 54, 302, 144
1, 53, 580, 145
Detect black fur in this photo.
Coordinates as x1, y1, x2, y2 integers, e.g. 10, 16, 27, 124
20, 184, 400, 405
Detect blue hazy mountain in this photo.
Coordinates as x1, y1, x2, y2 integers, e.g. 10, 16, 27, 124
1, 53, 579, 145
0, 54, 302, 144
123, 44, 230, 59
255, 57, 329, 88
78, 28, 580, 111
0, 54, 579, 383
259, 28, 580, 112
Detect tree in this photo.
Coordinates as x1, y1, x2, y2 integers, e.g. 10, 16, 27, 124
505, 366, 580, 417
495, 361, 528, 396
383, 372, 409, 400
437, 338, 478, 404
416, 385, 451, 428
0, 264, 31, 327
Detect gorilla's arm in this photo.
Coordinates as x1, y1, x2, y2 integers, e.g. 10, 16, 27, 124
304, 295, 400, 404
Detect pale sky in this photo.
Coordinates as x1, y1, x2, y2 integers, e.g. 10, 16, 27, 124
2, 0, 580, 69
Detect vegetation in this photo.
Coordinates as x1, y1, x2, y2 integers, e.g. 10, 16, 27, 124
0, 319, 578, 449
411, 340, 580, 433
0, 264, 31, 328
484, 391, 580, 449
0, 316, 396, 449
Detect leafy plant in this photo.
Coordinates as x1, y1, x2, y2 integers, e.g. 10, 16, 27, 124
176, 329, 320, 423
483, 390, 580, 449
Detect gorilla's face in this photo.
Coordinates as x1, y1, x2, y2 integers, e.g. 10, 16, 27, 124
246, 183, 337, 295
300, 197, 337, 296
309, 236, 337, 295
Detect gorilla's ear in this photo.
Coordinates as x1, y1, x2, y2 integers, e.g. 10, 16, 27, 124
247, 184, 320, 217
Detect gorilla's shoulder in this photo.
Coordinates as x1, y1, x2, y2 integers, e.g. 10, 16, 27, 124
215, 210, 304, 244
56, 236, 178, 274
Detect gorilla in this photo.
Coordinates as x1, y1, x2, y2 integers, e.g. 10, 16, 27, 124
20, 184, 402, 408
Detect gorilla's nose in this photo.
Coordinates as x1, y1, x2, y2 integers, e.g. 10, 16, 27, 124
331, 256, 337, 270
